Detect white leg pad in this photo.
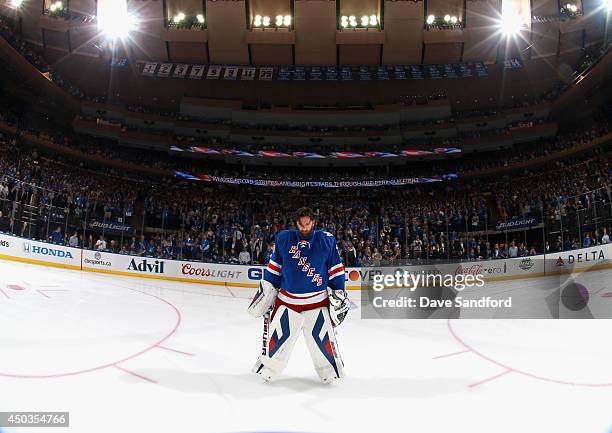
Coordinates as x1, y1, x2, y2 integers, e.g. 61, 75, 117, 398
303, 307, 345, 383
253, 305, 305, 380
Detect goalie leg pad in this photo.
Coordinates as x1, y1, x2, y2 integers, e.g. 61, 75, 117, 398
247, 280, 278, 318
253, 305, 305, 380
303, 307, 345, 383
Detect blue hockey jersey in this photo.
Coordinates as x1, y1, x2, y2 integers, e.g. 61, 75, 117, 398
264, 229, 345, 294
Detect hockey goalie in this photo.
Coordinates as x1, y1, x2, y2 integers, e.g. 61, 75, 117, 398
248, 207, 349, 383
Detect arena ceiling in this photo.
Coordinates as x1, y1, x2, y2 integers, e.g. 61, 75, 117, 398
1, 0, 608, 66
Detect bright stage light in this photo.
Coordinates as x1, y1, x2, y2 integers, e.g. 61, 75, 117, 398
98, 0, 137, 39
283, 15, 291, 26
173, 12, 185, 23
443, 14, 451, 22
349, 15, 357, 26
253, 15, 262, 26
499, 6, 525, 36
340, 15, 348, 27
11, 0, 24, 8
196, 14, 205, 24
361, 15, 369, 26
262, 15, 270, 27
275, 15, 283, 26
369, 15, 377, 25
450, 15, 458, 23
605, 0, 612, 11
427, 14, 435, 24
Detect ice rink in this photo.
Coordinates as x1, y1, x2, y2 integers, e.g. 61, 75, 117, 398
1, 258, 612, 433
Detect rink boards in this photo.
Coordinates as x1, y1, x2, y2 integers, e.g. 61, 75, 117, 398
0, 233, 611, 290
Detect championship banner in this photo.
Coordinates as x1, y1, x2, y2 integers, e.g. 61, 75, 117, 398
358, 66, 372, 81
223, 66, 238, 80
293, 66, 306, 80
189, 65, 206, 79
308, 66, 323, 81
324, 66, 338, 81
473, 61, 489, 77
393, 66, 407, 80
157, 63, 173, 77
110, 58, 128, 68
340, 66, 353, 81
141, 62, 488, 81
142, 62, 158, 76
173, 64, 189, 78
376, 66, 390, 80
241, 67, 256, 80
504, 58, 523, 69
258, 67, 274, 81
206, 65, 222, 79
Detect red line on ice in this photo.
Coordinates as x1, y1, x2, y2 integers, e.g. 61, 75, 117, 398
156, 345, 194, 356
114, 365, 158, 384
432, 349, 470, 360
448, 320, 612, 387
0, 288, 182, 379
469, 369, 512, 388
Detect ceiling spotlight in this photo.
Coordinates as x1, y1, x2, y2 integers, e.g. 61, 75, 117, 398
262, 15, 270, 27
499, 6, 525, 36
369, 15, 377, 26
11, 0, 24, 8
283, 15, 291, 26
361, 15, 369, 26
173, 12, 185, 23
450, 15, 458, 23
444, 14, 451, 22
427, 14, 435, 24
196, 14, 205, 24
98, 0, 138, 39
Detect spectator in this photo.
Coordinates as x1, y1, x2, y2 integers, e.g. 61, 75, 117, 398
50, 226, 63, 244
95, 236, 107, 251
68, 231, 79, 247
602, 228, 610, 245
238, 247, 251, 264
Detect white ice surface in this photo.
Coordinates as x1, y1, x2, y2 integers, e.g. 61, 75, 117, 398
0, 259, 611, 433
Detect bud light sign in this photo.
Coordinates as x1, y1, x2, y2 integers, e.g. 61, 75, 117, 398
495, 216, 540, 232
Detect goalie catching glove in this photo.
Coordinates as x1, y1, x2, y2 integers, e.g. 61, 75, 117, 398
327, 287, 349, 327
247, 280, 278, 318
